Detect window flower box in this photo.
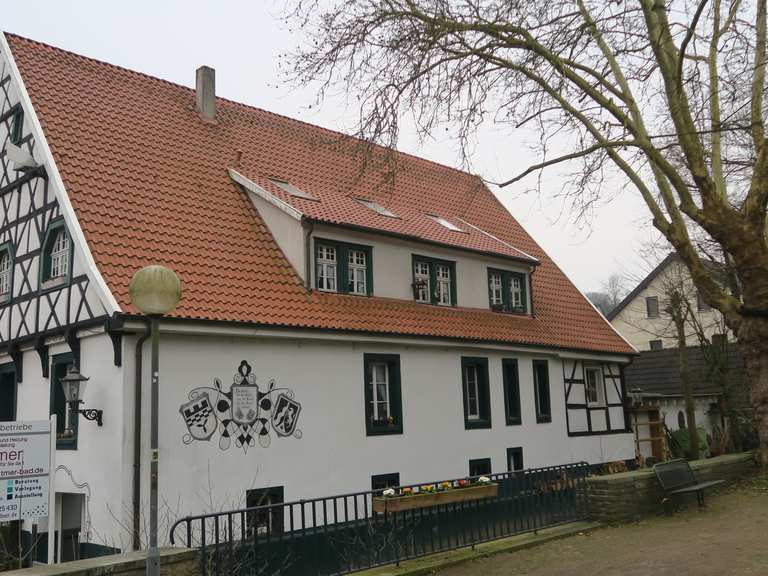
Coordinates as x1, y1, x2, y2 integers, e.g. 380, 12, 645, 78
372, 482, 498, 513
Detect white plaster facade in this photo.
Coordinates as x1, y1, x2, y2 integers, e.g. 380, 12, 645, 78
610, 256, 731, 351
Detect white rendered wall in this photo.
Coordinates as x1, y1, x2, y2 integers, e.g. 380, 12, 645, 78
136, 332, 634, 546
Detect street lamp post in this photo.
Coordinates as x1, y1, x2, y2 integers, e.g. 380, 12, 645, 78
129, 265, 182, 576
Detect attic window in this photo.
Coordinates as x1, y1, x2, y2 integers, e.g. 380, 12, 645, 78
427, 214, 464, 232
357, 199, 398, 218
268, 178, 315, 200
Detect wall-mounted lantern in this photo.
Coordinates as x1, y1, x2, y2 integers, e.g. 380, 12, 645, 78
60, 363, 103, 427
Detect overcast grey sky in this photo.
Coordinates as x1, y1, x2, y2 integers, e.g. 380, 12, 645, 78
2, 0, 659, 292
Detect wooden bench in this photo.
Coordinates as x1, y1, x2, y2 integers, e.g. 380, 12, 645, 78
653, 459, 724, 510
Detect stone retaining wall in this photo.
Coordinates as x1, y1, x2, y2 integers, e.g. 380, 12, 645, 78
2, 548, 198, 576
586, 452, 756, 523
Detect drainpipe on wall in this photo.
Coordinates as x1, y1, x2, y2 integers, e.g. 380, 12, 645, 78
132, 319, 151, 550
303, 220, 314, 290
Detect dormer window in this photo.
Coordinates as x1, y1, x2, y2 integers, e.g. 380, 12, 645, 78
41, 222, 71, 287
358, 199, 398, 218
314, 239, 372, 296
412, 255, 456, 306
488, 268, 529, 314
0, 245, 12, 303
427, 214, 464, 232
268, 178, 316, 200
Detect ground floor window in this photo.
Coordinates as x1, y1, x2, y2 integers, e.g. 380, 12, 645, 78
507, 447, 524, 472
585, 366, 605, 406
371, 473, 401, 495
364, 354, 403, 435
246, 486, 284, 535
461, 357, 491, 429
468, 458, 492, 477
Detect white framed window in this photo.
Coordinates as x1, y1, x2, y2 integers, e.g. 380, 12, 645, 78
489, 272, 503, 306
585, 367, 605, 406
348, 249, 367, 295
370, 362, 390, 422
49, 230, 70, 279
414, 261, 431, 303
488, 269, 529, 314
436, 264, 452, 306
0, 251, 11, 301
316, 244, 337, 292
510, 275, 523, 308
464, 364, 480, 420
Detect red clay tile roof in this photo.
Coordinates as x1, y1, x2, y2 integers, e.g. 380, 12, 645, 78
7, 33, 634, 355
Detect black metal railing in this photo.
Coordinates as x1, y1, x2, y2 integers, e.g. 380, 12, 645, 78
170, 461, 590, 576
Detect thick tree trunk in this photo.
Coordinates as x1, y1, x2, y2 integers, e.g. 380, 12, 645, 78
675, 316, 699, 459
739, 317, 768, 466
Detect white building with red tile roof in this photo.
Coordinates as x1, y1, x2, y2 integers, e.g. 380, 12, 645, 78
0, 32, 635, 559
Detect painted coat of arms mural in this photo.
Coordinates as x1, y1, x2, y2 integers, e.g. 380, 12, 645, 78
180, 361, 303, 452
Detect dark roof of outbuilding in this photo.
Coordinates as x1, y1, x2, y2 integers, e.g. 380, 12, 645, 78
623, 345, 744, 397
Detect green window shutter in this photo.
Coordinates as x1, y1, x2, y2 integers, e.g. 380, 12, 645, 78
10, 108, 23, 145
533, 359, 551, 423
337, 244, 349, 293
503, 359, 521, 425
364, 246, 373, 296
428, 261, 437, 304
449, 261, 457, 306
518, 272, 528, 313
389, 355, 402, 431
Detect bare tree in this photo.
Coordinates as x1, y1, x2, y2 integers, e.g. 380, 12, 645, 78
666, 288, 700, 459
603, 274, 627, 312
285, 0, 768, 464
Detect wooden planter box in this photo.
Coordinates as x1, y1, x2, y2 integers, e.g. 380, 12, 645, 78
372, 483, 498, 513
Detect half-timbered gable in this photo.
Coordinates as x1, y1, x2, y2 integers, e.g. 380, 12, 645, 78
0, 36, 110, 373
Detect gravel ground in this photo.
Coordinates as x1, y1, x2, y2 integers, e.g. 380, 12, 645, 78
436, 474, 768, 576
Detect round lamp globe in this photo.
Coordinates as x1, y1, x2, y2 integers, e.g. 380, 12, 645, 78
129, 265, 182, 316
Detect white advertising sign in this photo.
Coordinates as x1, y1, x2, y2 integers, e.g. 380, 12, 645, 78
0, 420, 52, 522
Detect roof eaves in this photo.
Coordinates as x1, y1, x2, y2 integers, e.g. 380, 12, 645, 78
229, 168, 303, 221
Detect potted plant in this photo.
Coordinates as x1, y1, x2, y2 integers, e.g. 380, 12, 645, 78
372, 476, 498, 513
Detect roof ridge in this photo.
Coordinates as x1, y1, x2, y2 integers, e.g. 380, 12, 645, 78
3, 31, 480, 182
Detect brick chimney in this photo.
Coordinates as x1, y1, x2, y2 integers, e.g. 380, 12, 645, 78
195, 66, 216, 121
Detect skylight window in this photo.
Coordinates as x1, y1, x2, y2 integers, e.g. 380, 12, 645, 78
268, 178, 315, 200
427, 214, 464, 232
357, 198, 398, 218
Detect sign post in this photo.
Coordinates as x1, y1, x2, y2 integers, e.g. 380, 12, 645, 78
0, 418, 55, 564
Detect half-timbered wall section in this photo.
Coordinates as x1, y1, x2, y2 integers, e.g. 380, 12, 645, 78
563, 359, 628, 436
0, 44, 107, 370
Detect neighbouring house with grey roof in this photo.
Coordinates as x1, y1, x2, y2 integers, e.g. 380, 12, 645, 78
623, 345, 750, 461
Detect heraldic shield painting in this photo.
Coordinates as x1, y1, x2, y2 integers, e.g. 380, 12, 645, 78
179, 360, 303, 453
